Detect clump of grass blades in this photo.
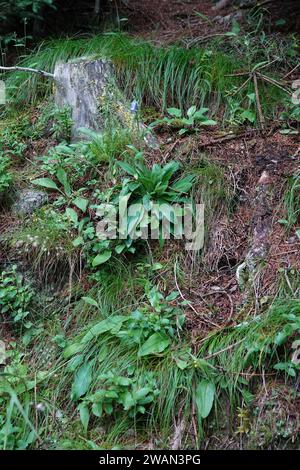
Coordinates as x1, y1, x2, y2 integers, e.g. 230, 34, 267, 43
10, 207, 77, 285
52, 298, 300, 447
4, 34, 283, 122
186, 159, 233, 268
197, 299, 300, 399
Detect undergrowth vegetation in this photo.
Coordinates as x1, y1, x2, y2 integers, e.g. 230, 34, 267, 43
0, 5, 299, 451
2, 33, 296, 128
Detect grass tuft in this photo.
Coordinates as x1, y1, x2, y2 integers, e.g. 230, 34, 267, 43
3, 34, 285, 123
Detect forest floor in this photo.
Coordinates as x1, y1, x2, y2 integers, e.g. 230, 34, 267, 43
0, 0, 300, 451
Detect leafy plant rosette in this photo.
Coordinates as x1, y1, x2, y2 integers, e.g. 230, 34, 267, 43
150, 106, 217, 135
63, 287, 187, 430
0, 156, 13, 195
113, 153, 195, 251
34, 153, 196, 269
0, 266, 33, 325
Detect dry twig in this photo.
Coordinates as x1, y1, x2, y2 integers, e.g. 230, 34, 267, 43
0, 66, 54, 78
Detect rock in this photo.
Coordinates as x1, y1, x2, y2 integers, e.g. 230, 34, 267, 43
212, 0, 231, 11
214, 10, 245, 25
239, 0, 256, 7
13, 189, 48, 215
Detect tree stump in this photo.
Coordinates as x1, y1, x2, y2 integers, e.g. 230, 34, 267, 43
54, 58, 113, 140
54, 57, 159, 148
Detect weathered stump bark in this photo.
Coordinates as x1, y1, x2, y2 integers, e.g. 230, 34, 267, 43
54, 58, 112, 140
54, 57, 159, 148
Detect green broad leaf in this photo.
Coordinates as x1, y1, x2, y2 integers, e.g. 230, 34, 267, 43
274, 328, 291, 346
55, 144, 74, 154
92, 250, 112, 267
167, 107, 182, 118
73, 197, 89, 213
240, 110, 255, 123
65, 207, 78, 224
72, 236, 84, 247
31, 178, 59, 191
224, 31, 237, 37
278, 219, 289, 225
78, 403, 90, 432
71, 362, 93, 400
104, 390, 118, 399
134, 388, 151, 401
121, 391, 135, 410
152, 262, 164, 271
181, 117, 194, 126
195, 380, 215, 419
187, 105, 197, 118
104, 403, 113, 415
127, 210, 145, 235
92, 402, 103, 418
81, 316, 126, 343
231, 19, 240, 35
143, 194, 151, 210
117, 161, 137, 176
171, 175, 194, 193
252, 60, 269, 72
193, 108, 209, 118
275, 18, 286, 26
159, 204, 175, 223
166, 291, 179, 301
174, 357, 188, 370
115, 244, 125, 254
66, 354, 84, 372
247, 93, 256, 103
161, 160, 180, 182
118, 377, 132, 386
178, 128, 188, 135
138, 333, 170, 357
63, 342, 84, 359
274, 362, 296, 377
56, 167, 71, 196
82, 296, 99, 308
194, 12, 212, 25
199, 119, 217, 126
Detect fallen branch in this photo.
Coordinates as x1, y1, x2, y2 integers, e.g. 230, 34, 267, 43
257, 72, 292, 95
283, 63, 300, 79
198, 132, 248, 148
0, 66, 54, 78
187, 33, 232, 47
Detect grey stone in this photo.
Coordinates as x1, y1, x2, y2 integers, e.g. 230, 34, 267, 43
13, 189, 48, 215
